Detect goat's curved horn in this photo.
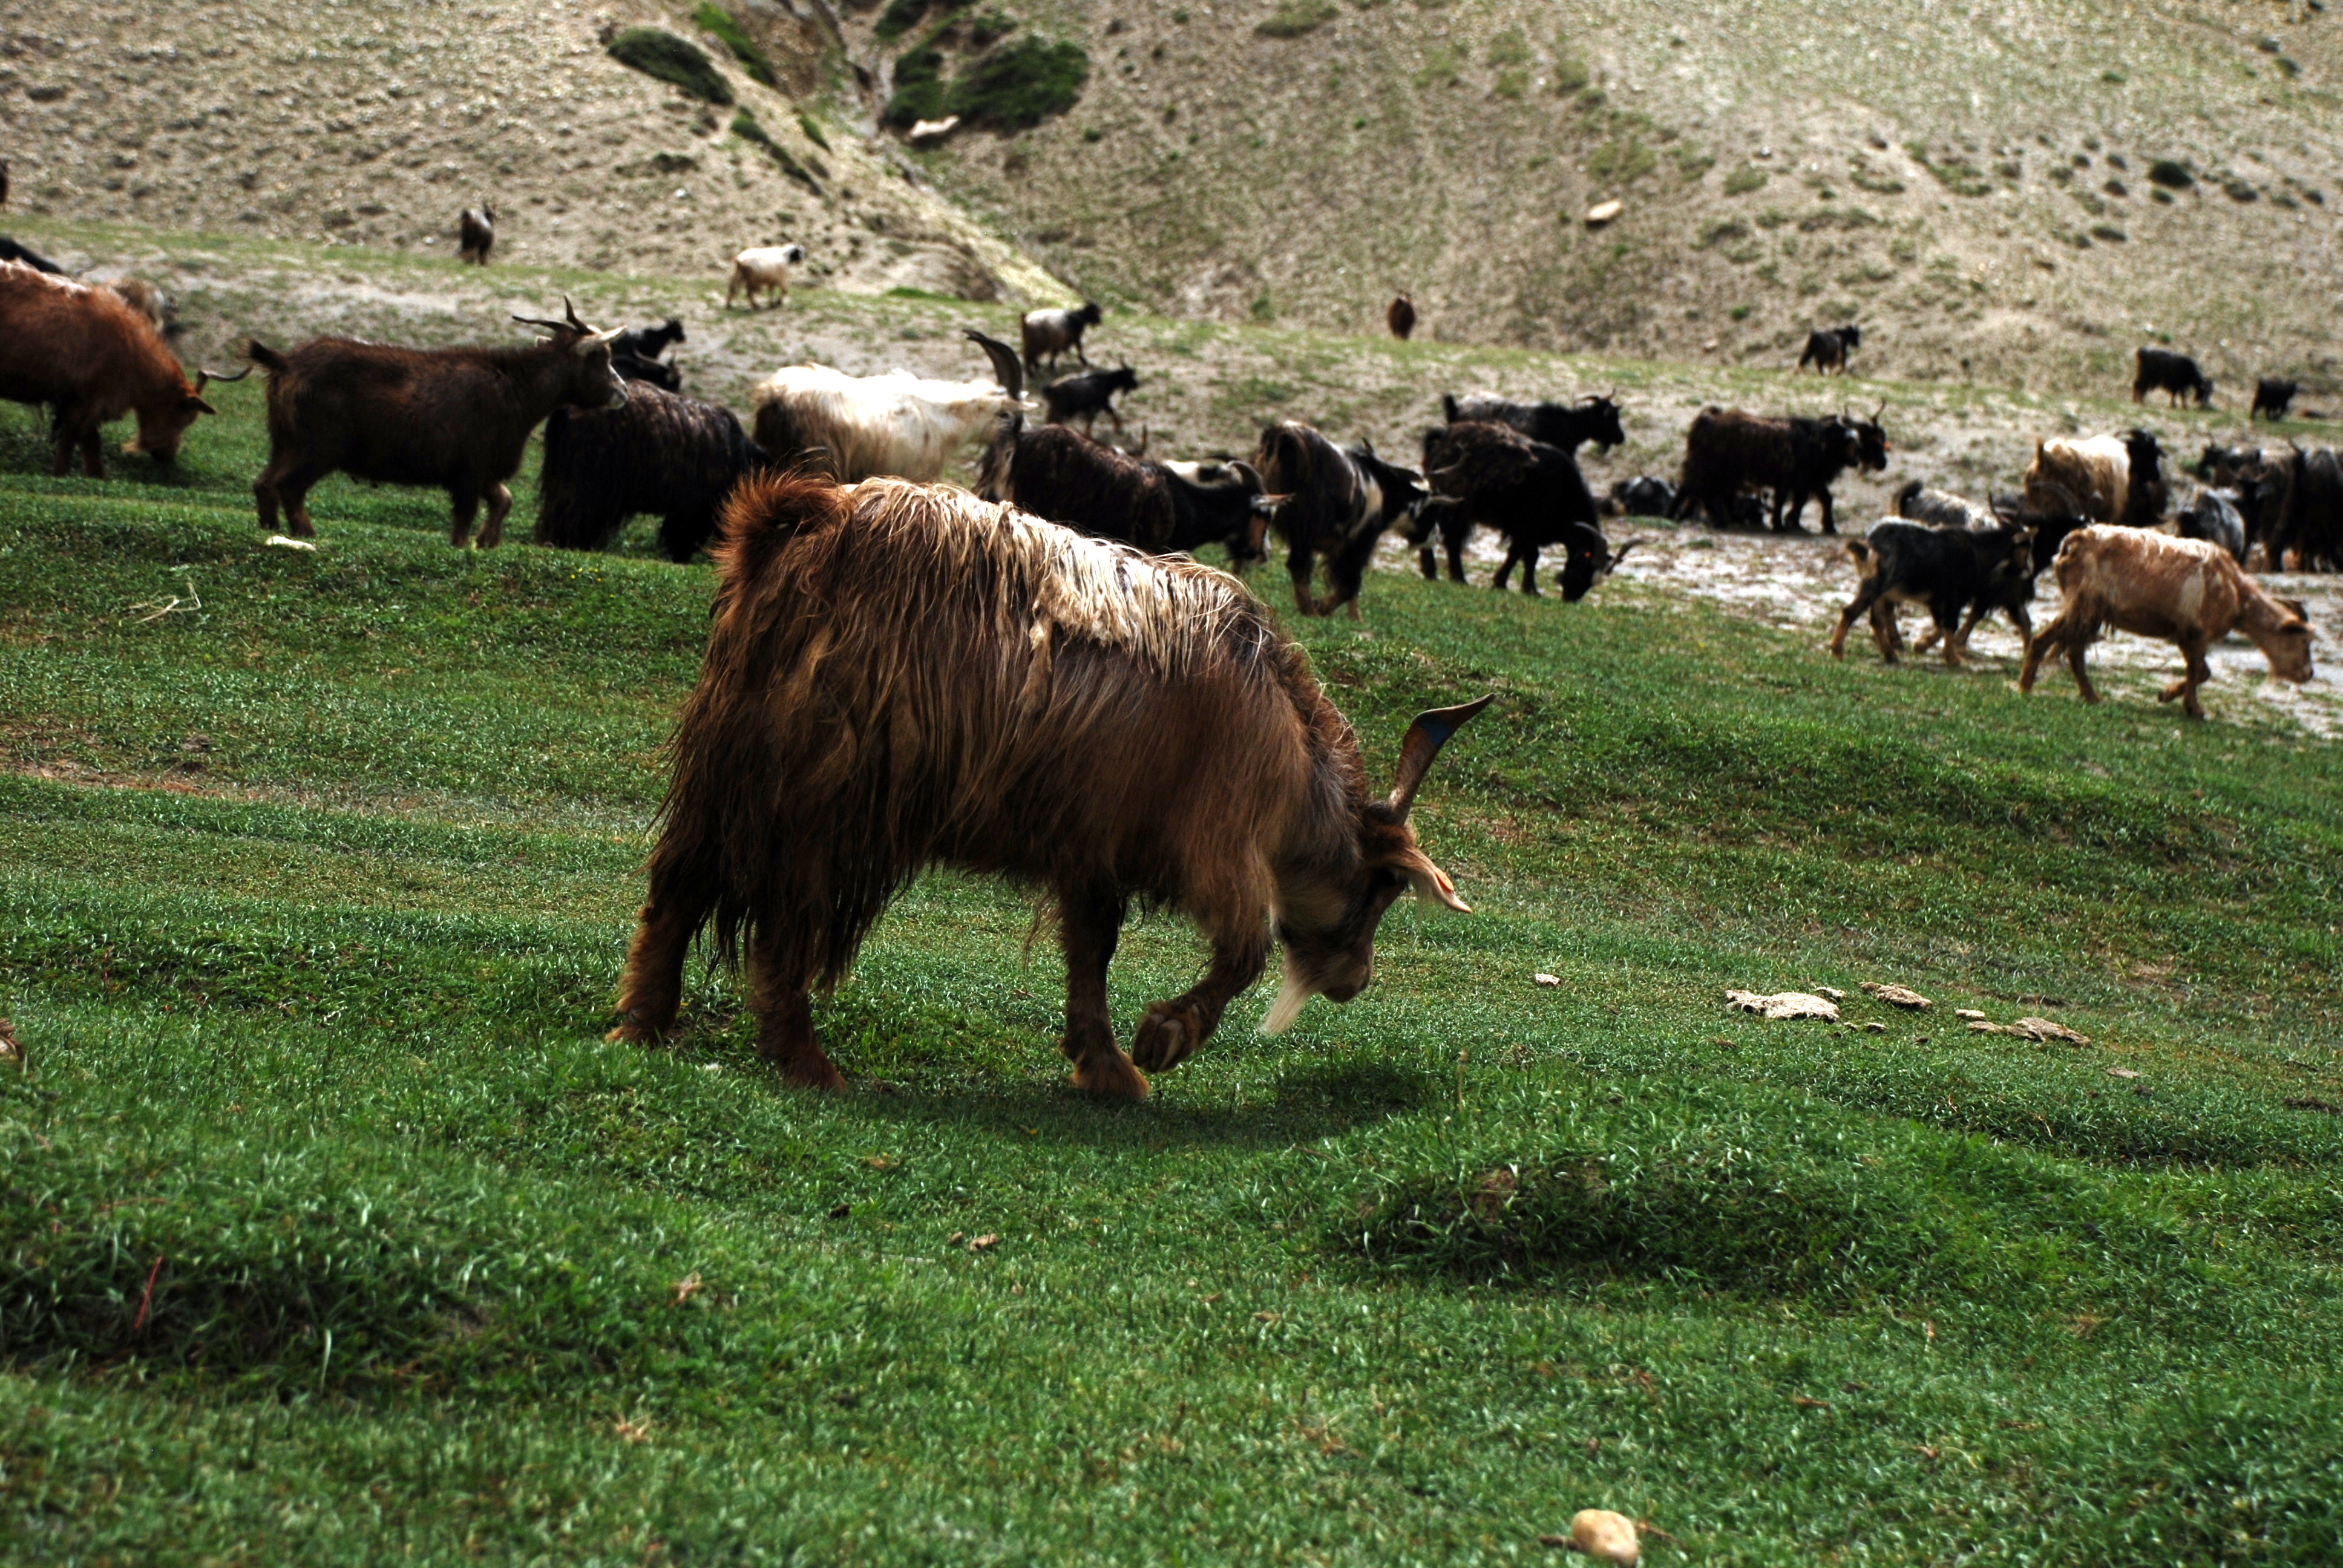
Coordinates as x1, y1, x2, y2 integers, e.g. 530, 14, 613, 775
563, 296, 589, 333
964, 327, 1024, 402
1232, 460, 1265, 491
192, 365, 253, 393
1387, 694, 1495, 822
511, 313, 568, 333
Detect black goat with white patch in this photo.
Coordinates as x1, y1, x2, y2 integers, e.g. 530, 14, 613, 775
2178, 488, 2249, 565
536, 379, 768, 562
1021, 302, 1103, 373
1440, 391, 1625, 454
1410, 420, 1625, 599
967, 330, 1272, 567
1604, 474, 1677, 518
1253, 421, 1426, 618
1797, 324, 1861, 374
2133, 346, 2212, 407
609, 318, 686, 390
1828, 519, 2037, 666
1041, 364, 1139, 436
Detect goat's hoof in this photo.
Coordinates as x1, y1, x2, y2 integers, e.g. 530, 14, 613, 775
606, 1017, 665, 1046
1130, 1002, 1207, 1073
1071, 1048, 1150, 1100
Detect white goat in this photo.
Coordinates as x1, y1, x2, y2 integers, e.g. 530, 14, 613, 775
726, 243, 807, 309
749, 364, 1023, 483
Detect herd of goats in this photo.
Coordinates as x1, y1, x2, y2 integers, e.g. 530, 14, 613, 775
0, 234, 2328, 722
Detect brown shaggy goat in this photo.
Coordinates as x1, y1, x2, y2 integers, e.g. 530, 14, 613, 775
1388, 293, 1417, 341
2019, 526, 2315, 719
0, 262, 240, 477
244, 299, 626, 547
609, 472, 1490, 1098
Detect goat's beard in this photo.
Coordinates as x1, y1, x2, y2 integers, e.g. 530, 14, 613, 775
1259, 961, 1314, 1036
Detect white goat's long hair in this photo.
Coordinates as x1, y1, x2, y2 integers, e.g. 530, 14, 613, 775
750, 364, 1020, 484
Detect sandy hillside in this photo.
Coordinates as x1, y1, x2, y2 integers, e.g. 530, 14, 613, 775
14, 1, 2343, 397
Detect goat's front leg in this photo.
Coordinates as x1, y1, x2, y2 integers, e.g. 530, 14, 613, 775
2158, 637, 2214, 719
1518, 545, 1542, 596
749, 927, 844, 1091
1830, 584, 1885, 659
1286, 548, 1320, 616
448, 483, 480, 550
1059, 885, 1147, 1099
1130, 912, 1270, 1076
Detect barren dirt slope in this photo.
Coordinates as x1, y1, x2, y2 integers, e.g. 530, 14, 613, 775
11, 0, 2343, 394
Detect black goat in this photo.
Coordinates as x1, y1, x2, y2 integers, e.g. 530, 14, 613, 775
2252, 377, 2299, 422
1253, 422, 1426, 618
1410, 420, 1625, 599
1441, 391, 1625, 454
966, 330, 1272, 567
1041, 364, 1139, 436
1828, 519, 2037, 665
536, 379, 768, 562
1797, 324, 1861, 374
2134, 346, 2212, 407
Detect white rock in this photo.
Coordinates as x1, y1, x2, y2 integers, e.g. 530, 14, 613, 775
908, 114, 960, 145
1725, 988, 1839, 1021
1535, 973, 1562, 988
1585, 200, 1624, 226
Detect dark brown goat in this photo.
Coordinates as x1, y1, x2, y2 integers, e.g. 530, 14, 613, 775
459, 204, 496, 265
610, 472, 1489, 1097
1254, 422, 1426, 618
0, 262, 241, 477
1388, 293, 1416, 341
245, 299, 626, 546
1673, 405, 1886, 534
970, 327, 1273, 566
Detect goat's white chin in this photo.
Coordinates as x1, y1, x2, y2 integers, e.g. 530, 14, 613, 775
1259, 971, 1314, 1036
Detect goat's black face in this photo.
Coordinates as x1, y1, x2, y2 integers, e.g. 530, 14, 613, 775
1582, 397, 1626, 451
1850, 419, 1890, 472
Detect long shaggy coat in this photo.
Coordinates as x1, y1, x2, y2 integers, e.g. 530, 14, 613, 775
538, 379, 767, 561
611, 473, 1481, 1098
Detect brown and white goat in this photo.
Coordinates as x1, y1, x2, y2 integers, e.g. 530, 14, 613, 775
458, 204, 496, 265
2020, 430, 2167, 526
245, 298, 626, 547
2019, 526, 2315, 719
0, 261, 240, 477
609, 472, 1490, 1098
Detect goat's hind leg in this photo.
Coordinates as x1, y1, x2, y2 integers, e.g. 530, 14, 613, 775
477, 483, 514, 549
748, 929, 844, 1091
1830, 581, 1886, 659
1059, 885, 1147, 1100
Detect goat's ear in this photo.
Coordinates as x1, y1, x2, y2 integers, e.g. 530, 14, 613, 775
188, 394, 218, 416
1386, 845, 1470, 913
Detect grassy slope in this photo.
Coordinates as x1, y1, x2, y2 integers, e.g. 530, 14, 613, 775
2, 304, 2342, 1562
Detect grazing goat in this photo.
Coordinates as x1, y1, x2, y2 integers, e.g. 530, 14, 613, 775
750, 361, 1018, 483
2020, 430, 2167, 527
968, 329, 1274, 566
1441, 391, 1625, 454
1829, 518, 2037, 666
1798, 324, 1861, 374
2252, 377, 2299, 422
727, 243, 807, 309
1605, 474, 1676, 518
1041, 363, 1139, 436
1254, 421, 1426, 618
2176, 488, 2249, 566
2020, 527, 2315, 719
0, 263, 239, 477
458, 204, 496, 265
1673, 405, 1886, 534
1409, 420, 1627, 599
245, 297, 626, 546
1388, 293, 1416, 341
609, 318, 686, 391
537, 379, 769, 562
1021, 301, 1103, 373
2133, 346, 2212, 407
0, 238, 62, 274
608, 471, 1491, 1097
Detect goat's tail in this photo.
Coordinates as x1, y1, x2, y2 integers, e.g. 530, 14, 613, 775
1844, 538, 1873, 570
242, 337, 289, 374
1892, 477, 1922, 515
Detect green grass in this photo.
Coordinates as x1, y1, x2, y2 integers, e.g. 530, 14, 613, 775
606, 27, 735, 107
692, 1, 776, 88
2, 305, 2342, 1563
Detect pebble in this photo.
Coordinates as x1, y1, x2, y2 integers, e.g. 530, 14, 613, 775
1571, 1509, 1640, 1565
